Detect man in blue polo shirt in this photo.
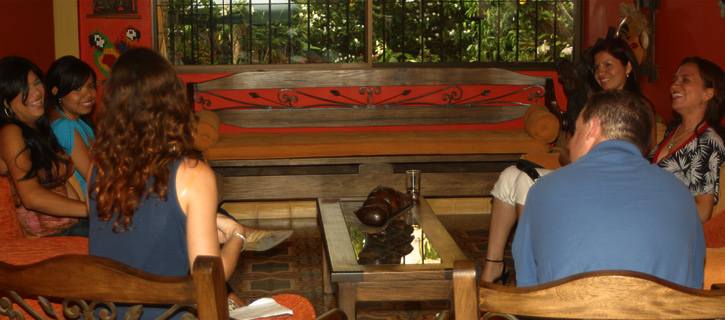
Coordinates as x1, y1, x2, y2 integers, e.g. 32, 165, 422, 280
512, 89, 705, 289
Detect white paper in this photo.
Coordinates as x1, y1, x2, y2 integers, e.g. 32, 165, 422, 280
230, 297, 293, 320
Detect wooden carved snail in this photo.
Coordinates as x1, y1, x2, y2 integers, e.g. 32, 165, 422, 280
354, 186, 412, 227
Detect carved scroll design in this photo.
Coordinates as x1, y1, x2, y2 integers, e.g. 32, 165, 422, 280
194, 85, 546, 111
0, 290, 198, 320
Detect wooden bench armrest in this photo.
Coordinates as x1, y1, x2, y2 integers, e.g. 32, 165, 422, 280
453, 260, 479, 320
0, 254, 229, 319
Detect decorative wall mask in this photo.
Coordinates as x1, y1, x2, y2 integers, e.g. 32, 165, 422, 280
617, 1, 658, 83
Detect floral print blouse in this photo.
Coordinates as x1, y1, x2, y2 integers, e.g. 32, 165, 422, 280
649, 123, 725, 204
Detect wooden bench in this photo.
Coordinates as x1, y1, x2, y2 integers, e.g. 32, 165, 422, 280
187, 68, 565, 204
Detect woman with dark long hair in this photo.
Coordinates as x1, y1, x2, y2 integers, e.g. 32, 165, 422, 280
0, 56, 87, 238
651, 57, 725, 223
588, 36, 657, 149
47, 55, 97, 199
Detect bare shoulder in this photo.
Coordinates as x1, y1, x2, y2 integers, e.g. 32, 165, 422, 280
0, 124, 26, 176
178, 158, 212, 173
0, 123, 23, 141
176, 158, 215, 185
175, 157, 217, 216
0, 124, 26, 156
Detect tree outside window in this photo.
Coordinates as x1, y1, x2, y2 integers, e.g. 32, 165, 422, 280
154, 0, 578, 66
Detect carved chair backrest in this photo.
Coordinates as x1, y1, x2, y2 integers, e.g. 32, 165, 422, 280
453, 260, 725, 320
188, 67, 563, 130
0, 254, 229, 320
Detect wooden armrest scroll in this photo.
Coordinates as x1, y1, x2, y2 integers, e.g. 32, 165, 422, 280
192, 255, 229, 320
0, 254, 228, 320
477, 270, 725, 319
453, 260, 479, 320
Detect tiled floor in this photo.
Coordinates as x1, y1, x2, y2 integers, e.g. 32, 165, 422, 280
229, 214, 508, 320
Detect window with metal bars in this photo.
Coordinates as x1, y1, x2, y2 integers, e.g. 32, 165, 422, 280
153, 0, 579, 66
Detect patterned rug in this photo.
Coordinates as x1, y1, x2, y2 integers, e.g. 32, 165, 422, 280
229, 215, 509, 319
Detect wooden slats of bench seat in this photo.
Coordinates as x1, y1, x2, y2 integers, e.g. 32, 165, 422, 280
209, 153, 522, 201
203, 129, 550, 160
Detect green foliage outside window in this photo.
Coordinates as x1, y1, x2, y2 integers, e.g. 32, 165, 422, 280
155, 0, 576, 65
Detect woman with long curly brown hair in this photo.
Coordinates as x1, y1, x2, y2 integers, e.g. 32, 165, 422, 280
88, 48, 303, 319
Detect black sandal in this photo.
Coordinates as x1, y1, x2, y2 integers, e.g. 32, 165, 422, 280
485, 258, 510, 285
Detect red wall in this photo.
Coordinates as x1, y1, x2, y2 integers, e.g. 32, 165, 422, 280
644, 0, 725, 122
582, 0, 624, 48
584, 0, 725, 123
77, 0, 153, 81
0, 0, 56, 71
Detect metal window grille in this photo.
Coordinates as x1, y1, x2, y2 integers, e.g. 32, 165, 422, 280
154, 0, 578, 65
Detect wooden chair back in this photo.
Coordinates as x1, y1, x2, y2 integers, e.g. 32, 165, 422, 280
453, 260, 725, 320
0, 254, 229, 320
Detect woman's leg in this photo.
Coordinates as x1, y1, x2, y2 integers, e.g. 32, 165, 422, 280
482, 166, 522, 283
481, 197, 517, 283
481, 165, 549, 284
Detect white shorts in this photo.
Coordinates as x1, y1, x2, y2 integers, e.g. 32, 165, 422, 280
490, 165, 552, 206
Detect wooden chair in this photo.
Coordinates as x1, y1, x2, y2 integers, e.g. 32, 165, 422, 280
0, 254, 347, 320
0, 254, 229, 319
452, 260, 725, 320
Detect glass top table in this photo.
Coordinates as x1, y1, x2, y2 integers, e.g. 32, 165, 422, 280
318, 197, 468, 320
341, 200, 442, 266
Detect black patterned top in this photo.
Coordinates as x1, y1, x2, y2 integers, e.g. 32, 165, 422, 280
650, 123, 725, 204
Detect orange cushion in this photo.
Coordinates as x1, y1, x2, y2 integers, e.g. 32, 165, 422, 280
523, 103, 560, 143
704, 209, 725, 248
204, 130, 551, 160
0, 237, 88, 265
269, 294, 316, 320
0, 175, 23, 241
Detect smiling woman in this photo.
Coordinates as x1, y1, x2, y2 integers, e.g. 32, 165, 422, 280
0, 56, 88, 238
650, 57, 725, 224
47, 56, 98, 199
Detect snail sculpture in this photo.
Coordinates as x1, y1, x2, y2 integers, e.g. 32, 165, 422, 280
354, 186, 412, 227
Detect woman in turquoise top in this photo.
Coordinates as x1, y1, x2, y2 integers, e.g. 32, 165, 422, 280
47, 56, 97, 198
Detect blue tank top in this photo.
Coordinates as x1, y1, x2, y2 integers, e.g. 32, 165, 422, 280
88, 159, 189, 319
51, 107, 95, 195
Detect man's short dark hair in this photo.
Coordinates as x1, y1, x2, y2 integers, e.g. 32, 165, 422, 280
581, 90, 653, 155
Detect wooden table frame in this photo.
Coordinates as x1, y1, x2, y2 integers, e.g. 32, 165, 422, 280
318, 197, 469, 320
